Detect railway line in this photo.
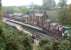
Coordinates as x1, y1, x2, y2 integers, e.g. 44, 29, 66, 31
3, 17, 55, 41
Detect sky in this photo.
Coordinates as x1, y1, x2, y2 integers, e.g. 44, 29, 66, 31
2, 0, 71, 6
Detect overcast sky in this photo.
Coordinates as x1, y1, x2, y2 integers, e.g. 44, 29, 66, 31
2, 0, 71, 6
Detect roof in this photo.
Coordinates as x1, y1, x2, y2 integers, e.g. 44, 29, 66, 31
34, 13, 43, 16
50, 23, 58, 26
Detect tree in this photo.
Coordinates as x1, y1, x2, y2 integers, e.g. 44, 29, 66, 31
43, 0, 56, 10
0, 0, 2, 18
58, 0, 67, 8
66, 4, 71, 25
3, 6, 31, 14
19, 7, 31, 14
39, 39, 53, 50
58, 40, 71, 50
58, 0, 67, 24
2, 25, 33, 50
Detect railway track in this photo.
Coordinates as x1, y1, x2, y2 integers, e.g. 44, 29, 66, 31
3, 17, 55, 41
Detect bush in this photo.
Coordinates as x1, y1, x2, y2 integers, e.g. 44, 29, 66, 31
39, 39, 53, 50
0, 24, 33, 50
58, 40, 71, 50
39, 37, 71, 50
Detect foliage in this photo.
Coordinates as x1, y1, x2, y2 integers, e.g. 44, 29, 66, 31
0, 23, 71, 50
0, 24, 33, 50
58, 0, 71, 25
43, 0, 56, 10
58, 0, 67, 24
39, 39, 53, 50
39, 39, 71, 50
65, 4, 71, 25
2, 6, 31, 14
58, 3, 71, 25
19, 7, 31, 14
0, 0, 2, 18
39, 29, 71, 50
58, 40, 71, 50
58, 0, 67, 8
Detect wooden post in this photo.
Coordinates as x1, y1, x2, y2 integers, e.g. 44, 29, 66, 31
32, 32, 39, 50
33, 39, 39, 50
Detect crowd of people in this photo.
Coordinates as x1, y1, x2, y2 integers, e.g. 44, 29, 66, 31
44, 22, 64, 39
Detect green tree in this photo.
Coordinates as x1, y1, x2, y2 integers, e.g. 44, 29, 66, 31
43, 0, 56, 10
39, 39, 53, 50
66, 4, 71, 25
2, 6, 31, 14
0, 0, 2, 19
2, 25, 33, 50
19, 7, 31, 14
0, 0, 1, 12
58, 0, 67, 24
58, 40, 71, 50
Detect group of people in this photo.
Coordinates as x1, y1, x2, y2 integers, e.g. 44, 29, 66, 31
44, 21, 65, 39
